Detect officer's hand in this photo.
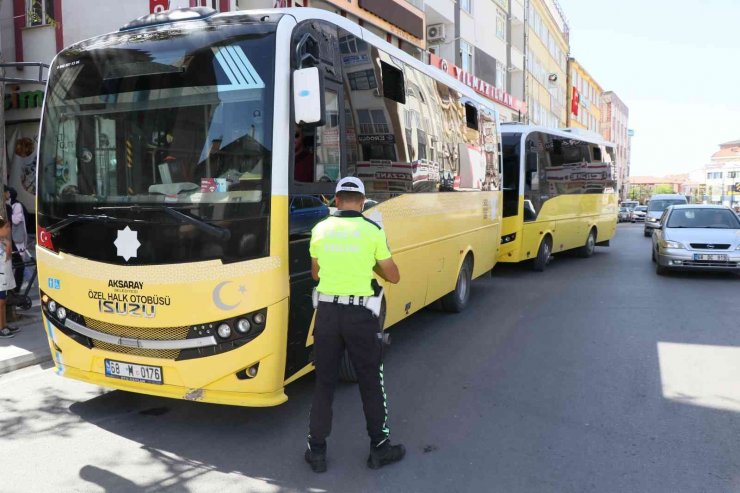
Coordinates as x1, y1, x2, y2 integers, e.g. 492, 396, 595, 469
374, 258, 400, 284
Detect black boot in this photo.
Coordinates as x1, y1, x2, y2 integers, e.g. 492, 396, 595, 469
367, 440, 405, 470
305, 443, 327, 473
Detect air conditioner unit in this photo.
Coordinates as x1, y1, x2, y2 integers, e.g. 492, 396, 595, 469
427, 24, 446, 43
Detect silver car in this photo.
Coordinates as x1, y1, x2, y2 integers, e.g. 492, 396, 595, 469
630, 205, 647, 222
652, 204, 740, 275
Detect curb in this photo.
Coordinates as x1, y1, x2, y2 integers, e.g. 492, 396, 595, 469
0, 312, 51, 376
0, 350, 52, 376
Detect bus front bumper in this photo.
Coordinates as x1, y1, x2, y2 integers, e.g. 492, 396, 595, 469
42, 299, 291, 407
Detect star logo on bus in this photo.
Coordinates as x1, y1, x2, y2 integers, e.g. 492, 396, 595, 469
114, 226, 141, 262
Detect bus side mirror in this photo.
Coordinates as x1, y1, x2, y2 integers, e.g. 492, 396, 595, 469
526, 152, 538, 173
293, 67, 325, 127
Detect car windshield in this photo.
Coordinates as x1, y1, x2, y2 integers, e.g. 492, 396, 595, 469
667, 209, 740, 229
635, 206, 647, 212
648, 199, 685, 211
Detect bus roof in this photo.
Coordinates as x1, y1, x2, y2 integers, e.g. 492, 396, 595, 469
501, 123, 615, 148
69, 7, 500, 120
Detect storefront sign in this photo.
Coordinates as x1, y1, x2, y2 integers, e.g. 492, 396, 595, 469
4, 88, 43, 111
342, 54, 370, 66
428, 54, 527, 115
150, 0, 168, 14
358, 134, 396, 143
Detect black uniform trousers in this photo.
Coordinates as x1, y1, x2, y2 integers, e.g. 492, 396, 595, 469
309, 301, 389, 446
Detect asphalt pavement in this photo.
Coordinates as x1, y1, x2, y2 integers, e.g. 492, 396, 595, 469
2, 223, 739, 492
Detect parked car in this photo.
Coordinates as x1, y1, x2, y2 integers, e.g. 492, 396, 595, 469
652, 204, 740, 275
289, 195, 329, 234
618, 207, 630, 222
644, 193, 688, 237
630, 205, 647, 222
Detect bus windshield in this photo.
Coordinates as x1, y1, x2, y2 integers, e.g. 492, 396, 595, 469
38, 23, 276, 265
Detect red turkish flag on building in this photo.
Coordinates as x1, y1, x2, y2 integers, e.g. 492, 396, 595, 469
571, 87, 580, 116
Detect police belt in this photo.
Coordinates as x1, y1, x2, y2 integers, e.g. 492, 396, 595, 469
317, 293, 369, 307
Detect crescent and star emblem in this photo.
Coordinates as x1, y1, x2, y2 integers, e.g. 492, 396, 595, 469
212, 281, 248, 311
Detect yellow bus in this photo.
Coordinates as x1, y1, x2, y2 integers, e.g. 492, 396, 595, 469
36, 7, 503, 406
498, 125, 618, 271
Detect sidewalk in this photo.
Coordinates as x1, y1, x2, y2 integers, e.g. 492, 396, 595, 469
0, 306, 49, 375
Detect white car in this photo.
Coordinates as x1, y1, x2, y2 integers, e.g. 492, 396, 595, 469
630, 206, 647, 222
652, 205, 740, 275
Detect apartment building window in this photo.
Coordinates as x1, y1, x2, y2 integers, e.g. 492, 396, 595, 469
728, 171, 737, 178
460, 40, 474, 74
461, 0, 472, 14
26, 0, 54, 26
357, 109, 390, 135
707, 172, 722, 180
339, 35, 368, 54
348, 69, 378, 91
496, 9, 506, 40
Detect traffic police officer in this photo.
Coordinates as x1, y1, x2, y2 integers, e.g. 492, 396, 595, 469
305, 177, 405, 473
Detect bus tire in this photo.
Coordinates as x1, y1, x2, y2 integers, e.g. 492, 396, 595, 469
577, 228, 597, 258
338, 350, 358, 382
532, 236, 552, 272
442, 255, 473, 313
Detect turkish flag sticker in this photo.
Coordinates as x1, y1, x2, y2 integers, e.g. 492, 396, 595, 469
38, 226, 54, 251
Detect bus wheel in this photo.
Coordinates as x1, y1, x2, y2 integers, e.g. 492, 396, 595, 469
339, 350, 358, 382
532, 237, 552, 272
577, 228, 597, 258
442, 255, 473, 313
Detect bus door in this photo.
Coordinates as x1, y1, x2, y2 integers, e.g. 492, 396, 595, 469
286, 21, 348, 380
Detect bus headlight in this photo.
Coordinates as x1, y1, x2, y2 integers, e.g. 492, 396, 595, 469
56, 307, 67, 321
253, 313, 265, 325
236, 318, 251, 334
217, 323, 232, 339
48, 300, 57, 313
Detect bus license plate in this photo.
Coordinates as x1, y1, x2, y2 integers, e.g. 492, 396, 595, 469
694, 254, 728, 261
104, 359, 163, 385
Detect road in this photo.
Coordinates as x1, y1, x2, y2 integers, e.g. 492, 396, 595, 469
2, 223, 739, 492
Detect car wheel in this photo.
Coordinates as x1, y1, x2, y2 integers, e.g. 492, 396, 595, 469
644, 230, 651, 237
651, 247, 657, 263
442, 256, 473, 313
577, 228, 596, 258
532, 236, 552, 272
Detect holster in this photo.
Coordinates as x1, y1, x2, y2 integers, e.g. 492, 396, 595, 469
311, 287, 319, 309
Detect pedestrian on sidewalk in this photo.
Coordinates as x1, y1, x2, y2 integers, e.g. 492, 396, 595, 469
4, 186, 29, 293
305, 177, 405, 473
0, 218, 20, 339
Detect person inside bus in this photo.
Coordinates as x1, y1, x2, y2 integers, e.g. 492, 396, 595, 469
294, 126, 315, 182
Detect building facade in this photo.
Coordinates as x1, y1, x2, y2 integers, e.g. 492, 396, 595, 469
566, 57, 602, 135
601, 91, 630, 200
421, 0, 528, 121
704, 140, 740, 207
240, 0, 426, 57
525, 0, 569, 129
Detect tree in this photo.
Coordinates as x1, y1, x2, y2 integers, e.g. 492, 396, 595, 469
653, 184, 676, 194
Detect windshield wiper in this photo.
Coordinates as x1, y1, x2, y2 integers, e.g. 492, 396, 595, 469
94, 205, 231, 241
46, 214, 119, 234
